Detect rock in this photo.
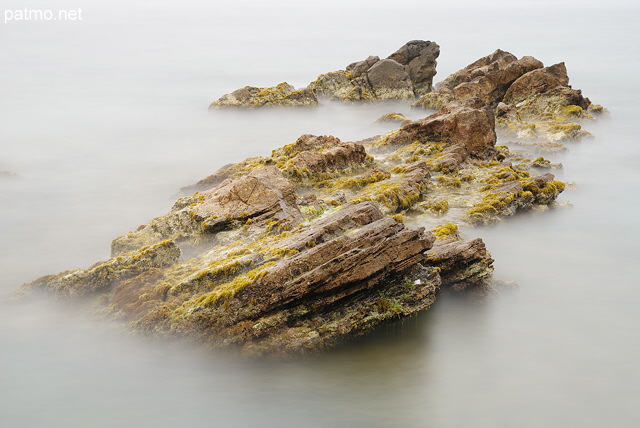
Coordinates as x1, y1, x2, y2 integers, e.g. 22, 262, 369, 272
415, 49, 543, 108
17, 90, 579, 355
425, 237, 494, 291
503, 62, 591, 113
387, 40, 440, 96
307, 40, 440, 102
19, 240, 181, 298
112, 166, 303, 256
160, 204, 444, 355
375, 112, 411, 125
211, 41, 439, 105
366, 59, 414, 100
346, 55, 380, 78
210, 82, 318, 108
194, 166, 303, 230
384, 100, 497, 160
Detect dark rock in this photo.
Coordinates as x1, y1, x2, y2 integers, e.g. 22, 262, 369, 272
366, 59, 414, 100
307, 40, 440, 102
388, 40, 440, 96
347, 55, 380, 78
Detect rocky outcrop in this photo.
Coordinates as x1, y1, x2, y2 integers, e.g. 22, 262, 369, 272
211, 40, 440, 107
308, 40, 440, 102
210, 82, 317, 108
19, 46, 588, 354
414, 50, 606, 142
377, 100, 497, 171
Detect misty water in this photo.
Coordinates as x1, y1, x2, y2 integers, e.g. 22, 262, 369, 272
2, 0, 640, 426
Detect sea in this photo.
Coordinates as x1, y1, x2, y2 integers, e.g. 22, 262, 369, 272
1, 0, 639, 426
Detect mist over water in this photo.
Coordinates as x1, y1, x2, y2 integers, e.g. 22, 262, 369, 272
2, 0, 640, 426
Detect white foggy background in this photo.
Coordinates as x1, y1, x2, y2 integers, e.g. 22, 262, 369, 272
1, 0, 640, 427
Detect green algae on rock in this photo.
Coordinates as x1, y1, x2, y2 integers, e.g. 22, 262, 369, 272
308, 40, 440, 102
210, 82, 318, 108
414, 49, 607, 143
212, 40, 440, 107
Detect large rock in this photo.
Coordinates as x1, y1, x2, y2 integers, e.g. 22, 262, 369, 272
414, 49, 604, 142
194, 166, 303, 231
425, 237, 494, 291
307, 40, 440, 102
388, 40, 440, 96
415, 49, 543, 108
503, 62, 591, 112
384, 100, 497, 159
366, 59, 414, 100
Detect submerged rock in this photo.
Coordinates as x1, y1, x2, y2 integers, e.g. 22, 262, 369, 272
375, 112, 411, 125
210, 82, 318, 108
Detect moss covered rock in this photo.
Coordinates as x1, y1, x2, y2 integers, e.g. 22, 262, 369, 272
210, 82, 318, 108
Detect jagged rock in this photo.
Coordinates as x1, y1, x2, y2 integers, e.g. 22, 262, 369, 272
347, 55, 380, 78
307, 40, 440, 102
384, 100, 497, 161
210, 82, 318, 108
415, 49, 605, 142
415, 49, 543, 108
13, 45, 592, 357
503, 62, 591, 114
388, 40, 440, 96
425, 237, 494, 291
211, 41, 439, 106
156, 204, 444, 355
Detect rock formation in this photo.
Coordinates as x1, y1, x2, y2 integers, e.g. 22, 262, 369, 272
16, 46, 597, 357
414, 49, 607, 142
308, 40, 440, 102
211, 40, 440, 107
210, 82, 317, 108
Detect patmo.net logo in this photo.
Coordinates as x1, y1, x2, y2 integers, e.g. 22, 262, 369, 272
4, 7, 83, 23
